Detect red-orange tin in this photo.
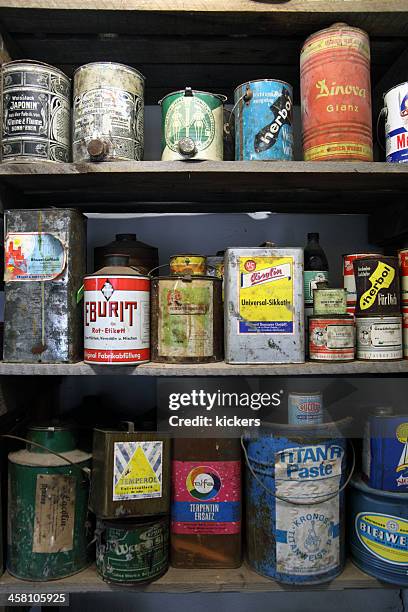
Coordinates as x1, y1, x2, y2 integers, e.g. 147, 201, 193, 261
300, 23, 372, 162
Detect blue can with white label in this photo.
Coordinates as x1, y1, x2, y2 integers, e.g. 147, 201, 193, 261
234, 79, 294, 161
288, 392, 323, 425
349, 475, 408, 586
244, 420, 348, 584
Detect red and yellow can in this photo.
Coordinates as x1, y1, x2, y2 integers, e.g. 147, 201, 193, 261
301, 23, 372, 162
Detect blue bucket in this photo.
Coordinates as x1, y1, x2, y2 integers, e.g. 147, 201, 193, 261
349, 475, 408, 586
243, 420, 351, 584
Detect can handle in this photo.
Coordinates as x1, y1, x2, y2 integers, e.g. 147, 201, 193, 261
376, 107, 387, 153
241, 434, 355, 506
226, 85, 253, 133
148, 264, 194, 282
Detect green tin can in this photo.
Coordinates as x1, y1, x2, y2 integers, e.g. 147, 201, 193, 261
96, 516, 169, 585
159, 87, 227, 161
7, 427, 93, 581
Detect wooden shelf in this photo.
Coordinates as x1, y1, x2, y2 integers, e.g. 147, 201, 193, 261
1, 360, 408, 376
1, 161, 408, 211
0, 560, 388, 593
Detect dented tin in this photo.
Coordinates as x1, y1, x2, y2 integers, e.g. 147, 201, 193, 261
309, 315, 355, 362
354, 256, 400, 317
384, 82, 408, 163
169, 254, 206, 276
1, 60, 71, 163
73, 62, 145, 162
224, 246, 304, 364
301, 23, 372, 161
234, 79, 294, 161
356, 316, 403, 361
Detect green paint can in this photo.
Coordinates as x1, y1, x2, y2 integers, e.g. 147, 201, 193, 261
159, 87, 227, 161
96, 516, 169, 585
7, 427, 93, 581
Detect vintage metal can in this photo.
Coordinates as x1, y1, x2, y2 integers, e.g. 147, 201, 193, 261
398, 248, 408, 304
7, 427, 92, 581
1, 60, 70, 163
4, 208, 86, 363
349, 475, 408, 586
169, 254, 206, 276
343, 253, 382, 313
234, 79, 294, 161
384, 83, 408, 163
362, 410, 408, 492
84, 254, 150, 365
288, 391, 323, 425
353, 256, 400, 317
300, 23, 372, 161
94, 233, 158, 276
159, 87, 226, 161
403, 307, 408, 358
73, 62, 144, 162
90, 425, 170, 519
309, 315, 355, 362
313, 287, 347, 316
96, 516, 169, 585
206, 254, 224, 279
356, 316, 403, 360
224, 246, 304, 364
151, 275, 223, 363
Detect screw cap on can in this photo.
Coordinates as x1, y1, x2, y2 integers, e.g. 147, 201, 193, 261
178, 137, 197, 158
87, 139, 110, 161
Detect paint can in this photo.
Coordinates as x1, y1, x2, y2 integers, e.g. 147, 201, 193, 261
309, 315, 355, 362
384, 83, 408, 163
403, 307, 408, 358
150, 274, 223, 363
362, 410, 408, 492
398, 248, 408, 304
3, 208, 86, 363
84, 254, 150, 365
349, 475, 408, 586
159, 87, 226, 161
169, 254, 207, 276
90, 424, 170, 519
96, 516, 169, 585
1, 60, 71, 163
233, 79, 294, 161
73, 62, 144, 162
343, 253, 382, 314
300, 23, 372, 161
288, 392, 323, 425
313, 286, 347, 316
244, 420, 350, 584
353, 256, 400, 317
356, 316, 403, 360
224, 246, 304, 364
7, 427, 92, 581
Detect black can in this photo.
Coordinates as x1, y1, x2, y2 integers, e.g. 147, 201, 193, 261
353, 256, 400, 317
1, 60, 71, 163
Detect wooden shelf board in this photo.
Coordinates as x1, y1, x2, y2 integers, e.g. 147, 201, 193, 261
1, 360, 408, 376
0, 561, 388, 593
0, 161, 407, 210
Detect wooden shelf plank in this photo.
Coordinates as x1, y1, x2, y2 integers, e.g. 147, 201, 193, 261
0, 560, 388, 593
0, 161, 407, 210
1, 360, 408, 376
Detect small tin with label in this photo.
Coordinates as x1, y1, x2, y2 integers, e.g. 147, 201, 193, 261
288, 391, 323, 425
169, 254, 206, 276
356, 316, 403, 361
353, 256, 400, 317
90, 424, 170, 519
96, 516, 169, 585
309, 315, 355, 362
313, 284, 347, 316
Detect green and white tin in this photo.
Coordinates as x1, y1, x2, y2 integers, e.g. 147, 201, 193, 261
159, 87, 226, 161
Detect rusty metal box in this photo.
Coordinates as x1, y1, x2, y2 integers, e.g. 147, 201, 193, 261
3, 208, 86, 363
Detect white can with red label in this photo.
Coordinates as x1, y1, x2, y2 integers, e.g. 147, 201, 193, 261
343, 253, 382, 314
398, 248, 408, 305
309, 315, 355, 361
84, 274, 150, 365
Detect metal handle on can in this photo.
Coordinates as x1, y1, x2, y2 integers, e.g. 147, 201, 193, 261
376, 107, 386, 153
241, 434, 355, 506
226, 85, 253, 133
147, 263, 193, 282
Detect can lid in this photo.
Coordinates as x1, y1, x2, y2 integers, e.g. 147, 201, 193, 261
158, 88, 227, 105
233, 79, 292, 94
26, 426, 76, 454
2, 59, 70, 81
73, 62, 145, 81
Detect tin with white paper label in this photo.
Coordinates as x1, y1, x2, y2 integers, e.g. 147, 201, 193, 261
384, 82, 408, 163
309, 315, 355, 361
313, 288, 347, 316
356, 316, 403, 360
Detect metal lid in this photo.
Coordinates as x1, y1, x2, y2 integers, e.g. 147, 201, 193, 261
2, 59, 70, 81
158, 88, 227, 105
73, 61, 145, 81
26, 426, 76, 454
234, 78, 292, 94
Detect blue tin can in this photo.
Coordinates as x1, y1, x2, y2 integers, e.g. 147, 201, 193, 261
244, 421, 347, 584
234, 79, 294, 161
349, 475, 408, 586
288, 392, 323, 425
362, 412, 408, 492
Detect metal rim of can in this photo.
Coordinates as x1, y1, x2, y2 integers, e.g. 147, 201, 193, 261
302, 22, 369, 48
356, 315, 402, 323
2, 59, 70, 81
152, 275, 221, 282
383, 82, 408, 99
351, 474, 408, 499
233, 78, 292, 96
73, 61, 145, 82
309, 315, 353, 321
288, 391, 322, 397
84, 273, 150, 281
158, 89, 227, 105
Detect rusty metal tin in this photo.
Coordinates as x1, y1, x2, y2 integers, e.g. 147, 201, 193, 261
151, 275, 223, 363
3, 209, 86, 363
300, 23, 372, 161
356, 316, 403, 361
90, 426, 170, 519
313, 287, 347, 316
73, 62, 145, 162
1, 60, 71, 163
353, 256, 400, 317
169, 254, 206, 276
309, 315, 355, 361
